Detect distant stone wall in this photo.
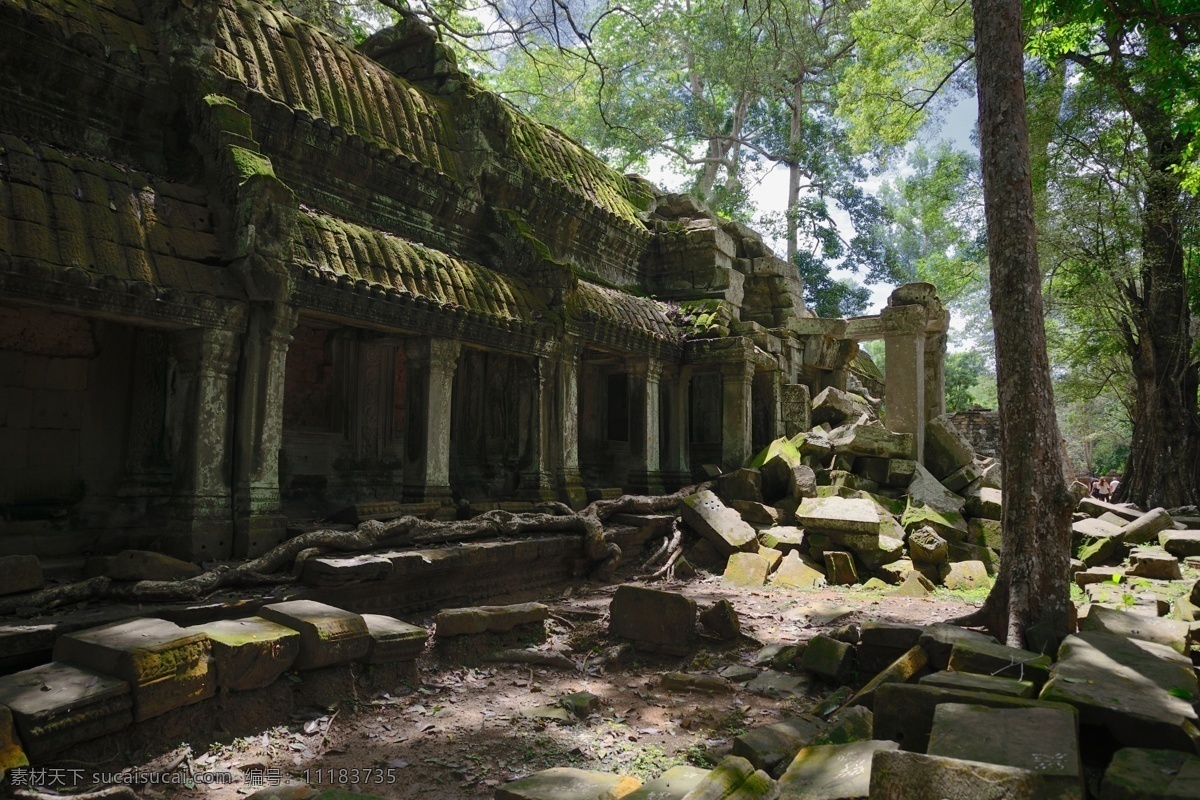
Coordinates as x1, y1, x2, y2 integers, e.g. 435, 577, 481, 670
949, 409, 1000, 458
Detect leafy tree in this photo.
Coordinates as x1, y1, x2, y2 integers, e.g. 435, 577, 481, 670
945, 350, 987, 412
795, 253, 870, 317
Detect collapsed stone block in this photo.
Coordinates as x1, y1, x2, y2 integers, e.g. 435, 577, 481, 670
1120, 507, 1174, 545
901, 503, 968, 541
732, 500, 784, 526
622, 765, 710, 800
681, 490, 758, 555
682, 755, 775, 799
54, 618, 214, 722
1040, 632, 1199, 753
908, 527, 948, 565
435, 603, 549, 636
361, 614, 429, 663
919, 670, 1035, 698
828, 424, 915, 460
759, 526, 805, 553
724, 552, 771, 588
928, 703, 1083, 798
964, 486, 1002, 520
699, 600, 741, 640
0, 554, 44, 596
814, 706, 873, 745
717, 468, 764, 505
921, 625, 1000, 671
1127, 547, 1182, 580
811, 386, 871, 427
259, 600, 370, 670
795, 496, 881, 534
947, 639, 1052, 688
857, 621, 923, 673
1099, 748, 1200, 800
847, 645, 928, 710
189, 616, 301, 691
0, 662, 131, 759
924, 414, 975, 479
301, 554, 393, 586
893, 571, 934, 597
906, 463, 966, 515
941, 462, 981, 493
777, 739, 898, 799
1160, 531, 1200, 559
822, 551, 858, 586
939, 560, 989, 591
781, 384, 813, 439
801, 634, 853, 682
609, 585, 696, 655
732, 717, 825, 777
770, 551, 827, 590
886, 458, 917, 488
869, 749, 1050, 800
746, 670, 810, 700
1081, 605, 1190, 655
494, 766, 642, 800
968, 517, 1003, 549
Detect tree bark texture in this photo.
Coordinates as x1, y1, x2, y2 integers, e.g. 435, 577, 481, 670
967, 0, 1075, 651
1118, 114, 1200, 508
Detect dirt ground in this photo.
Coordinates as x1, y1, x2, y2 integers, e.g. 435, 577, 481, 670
104, 566, 981, 800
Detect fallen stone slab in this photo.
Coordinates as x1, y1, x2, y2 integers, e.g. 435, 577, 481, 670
814, 706, 872, 746
301, 554, 393, 586
795, 497, 881, 535
1076, 530, 1122, 568
1160, 531, 1200, 559
812, 386, 871, 427
886, 459, 917, 488
940, 560, 989, 591
942, 462, 981, 494
683, 755, 776, 799
869, 749, 1052, 800
361, 614, 428, 663
906, 463, 966, 515
873, 683, 1076, 753
1081, 605, 1190, 655
435, 602, 549, 636
53, 617, 213, 722
822, 551, 858, 586
733, 717, 826, 776
927, 703, 1083, 798
495, 767, 642, 800
1074, 566, 1124, 587
622, 766, 710, 800
718, 469, 765, 505
700, 600, 741, 640
104, 550, 203, 582
947, 639, 1052, 689
1121, 507, 1175, 545
0, 661, 131, 759
964, 487, 1002, 521
681, 490, 759, 555
968, 517, 1003, 550
1074, 517, 1125, 539
1127, 547, 1182, 580
770, 551, 827, 590
189, 616, 300, 691
720, 665, 761, 683
259, 601, 370, 670
858, 622, 923, 673
0, 704, 27, 781
777, 739, 899, 799
980, 461, 1002, 489
901, 503, 968, 541
893, 571, 934, 597
609, 585, 696, 655
1078, 497, 1142, 521
918, 623, 999, 670
801, 635, 853, 683
918, 670, 1035, 699
847, 646, 928, 710
733, 500, 785, 526
0, 554, 44, 596
759, 526, 805, 553
1039, 632, 1200, 752
746, 670, 811, 700
828, 424, 915, 460
1099, 748, 1200, 799
725, 552, 771, 588
855, 535, 905, 572
925, 415, 975, 479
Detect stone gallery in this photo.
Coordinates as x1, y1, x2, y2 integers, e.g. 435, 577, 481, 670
0, 0, 948, 565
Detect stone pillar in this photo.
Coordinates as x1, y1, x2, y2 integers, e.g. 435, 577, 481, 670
628, 357, 664, 494
554, 339, 587, 508
882, 304, 928, 462
166, 327, 238, 561
519, 354, 556, 501
661, 365, 692, 490
121, 329, 172, 501
721, 361, 754, 469
232, 302, 298, 558
404, 337, 460, 503
924, 312, 950, 424
781, 383, 812, 438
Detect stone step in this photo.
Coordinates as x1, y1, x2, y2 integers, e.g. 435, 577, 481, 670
188, 616, 301, 691
258, 600, 370, 670
53, 617, 213, 722
361, 614, 428, 663
0, 661, 131, 759
434, 602, 549, 637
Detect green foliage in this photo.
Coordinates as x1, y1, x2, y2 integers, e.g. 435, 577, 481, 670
795, 252, 870, 318
945, 350, 987, 412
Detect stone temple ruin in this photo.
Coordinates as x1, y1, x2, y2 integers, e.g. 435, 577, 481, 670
0, 0, 949, 564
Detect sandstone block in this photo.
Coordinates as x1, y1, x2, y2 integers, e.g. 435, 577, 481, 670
0, 555, 44, 596
947, 639, 1052, 688
777, 739, 898, 799
811, 386, 871, 427
924, 414, 975, 479
928, 704, 1083, 798
822, 551, 858, 586
828, 424, 915, 460
301, 554, 393, 586
104, 550, 202, 581
941, 462, 981, 493
905, 463, 966, 515
964, 486, 1002, 520
0, 662, 131, 759
717, 469, 763, 504
725, 552, 770, 588
54, 617, 213, 722
919, 670, 1035, 698
813, 706, 872, 745
908, 527, 948, 564
259, 600, 370, 670
1040, 632, 1199, 752
1121, 507, 1174, 545
1073, 517, 1124, 539
968, 517, 1003, 549
681, 490, 758, 555
869, 749, 1050, 800
790, 465, 819, 500
495, 767, 641, 800
622, 766, 710, 800
435, 602, 549, 636
1081, 605, 1189, 654
847, 645, 928, 710
608, 585, 696, 655
1127, 547, 1182, 580
0, 704, 28, 780
770, 552, 827, 591
1099, 748, 1200, 799
801, 635, 853, 682
892, 571, 933, 597
682, 755, 776, 799
746, 670, 811, 700
732, 500, 784, 526
699, 600, 741, 640
796, 497, 880, 535
759, 526, 805, 553
885, 459, 916, 488
940, 560, 989, 591
1160, 531, 1200, 559
1074, 566, 1124, 587
916, 623, 998, 670
190, 616, 300, 691
900, 503, 968, 540
732, 717, 825, 776
361, 614, 428, 663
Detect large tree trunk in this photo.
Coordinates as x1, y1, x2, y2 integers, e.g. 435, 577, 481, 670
786, 78, 804, 264
1117, 121, 1200, 508
960, 0, 1075, 652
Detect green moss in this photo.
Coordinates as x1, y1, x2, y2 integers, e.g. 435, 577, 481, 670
228, 146, 275, 184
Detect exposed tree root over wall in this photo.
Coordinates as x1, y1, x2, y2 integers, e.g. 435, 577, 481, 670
0, 488, 703, 617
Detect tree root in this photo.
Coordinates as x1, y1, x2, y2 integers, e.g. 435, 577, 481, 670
0, 488, 702, 616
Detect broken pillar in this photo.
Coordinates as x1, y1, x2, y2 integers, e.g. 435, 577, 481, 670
403, 337, 460, 503
881, 302, 927, 465
722, 361, 754, 469
628, 356, 664, 494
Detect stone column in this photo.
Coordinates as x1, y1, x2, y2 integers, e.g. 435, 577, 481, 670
166, 326, 238, 561
660, 365, 693, 490
554, 339, 587, 508
232, 302, 298, 558
628, 357, 664, 494
882, 304, 928, 462
924, 309, 951, 424
519, 354, 556, 501
404, 337, 460, 503
721, 360, 754, 469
